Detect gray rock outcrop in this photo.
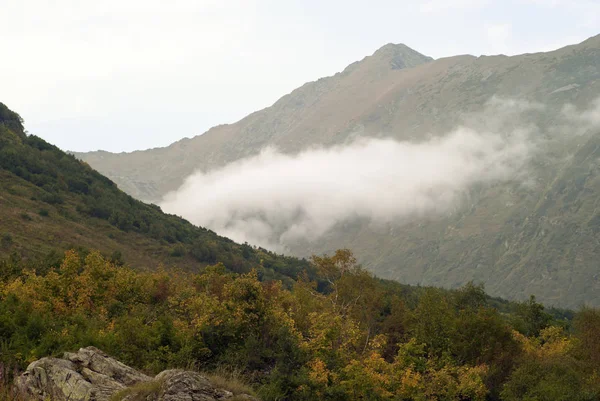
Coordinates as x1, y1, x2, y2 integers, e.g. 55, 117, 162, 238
15, 347, 258, 401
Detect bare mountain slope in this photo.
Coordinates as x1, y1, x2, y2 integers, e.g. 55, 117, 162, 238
77, 37, 599, 203
77, 35, 600, 307
75, 44, 434, 201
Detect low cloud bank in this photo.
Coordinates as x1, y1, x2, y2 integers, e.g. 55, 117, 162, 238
161, 98, 557, 251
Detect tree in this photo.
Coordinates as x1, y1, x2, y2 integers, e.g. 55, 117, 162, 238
516, 295, 551, 337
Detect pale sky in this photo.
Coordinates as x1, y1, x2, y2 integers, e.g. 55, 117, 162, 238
1, 0, 598, 152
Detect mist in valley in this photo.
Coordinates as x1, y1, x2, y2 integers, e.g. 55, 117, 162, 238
160, 97, 600, 252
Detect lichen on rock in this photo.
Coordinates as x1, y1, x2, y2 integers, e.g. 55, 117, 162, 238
15, 347, 258, 401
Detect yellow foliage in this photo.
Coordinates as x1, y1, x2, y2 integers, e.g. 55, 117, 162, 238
512, 326, 574, 359
308, 358, 331, 386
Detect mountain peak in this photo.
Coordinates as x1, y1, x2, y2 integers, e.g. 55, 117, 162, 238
370, 42, 434, 70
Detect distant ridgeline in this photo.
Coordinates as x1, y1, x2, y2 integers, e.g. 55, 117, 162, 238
0, 102, 308, 284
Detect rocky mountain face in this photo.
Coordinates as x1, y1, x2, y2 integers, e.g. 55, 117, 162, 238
15, 347, 258, 401
76, 35, 600, 308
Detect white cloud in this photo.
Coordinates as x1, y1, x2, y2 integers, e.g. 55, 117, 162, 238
420, 0, 488, 13
562, 98, 600, 130
161, 98, 538, 251
485, 23, 513, 55
522, 0, 600, 28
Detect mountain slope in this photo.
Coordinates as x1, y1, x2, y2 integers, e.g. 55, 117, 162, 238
0, 103, 307, 282
76, 36, 600, 307
75, 43, 434, 202
77, 38, 600, 203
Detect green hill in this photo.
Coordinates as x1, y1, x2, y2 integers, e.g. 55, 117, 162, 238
0, 102, 307, 283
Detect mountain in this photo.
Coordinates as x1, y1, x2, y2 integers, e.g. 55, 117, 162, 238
0, 102, 307, 283
75, 36, 600, 308
74, 43, 434, 202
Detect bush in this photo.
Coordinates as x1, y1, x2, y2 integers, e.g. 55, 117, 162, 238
1, 233, 12, 247
19, 213, 32, 221
170, 245, 186, 258
40, 192, 63, 205
38, 209, 49, 217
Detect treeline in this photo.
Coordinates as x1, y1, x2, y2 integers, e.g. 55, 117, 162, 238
0, 249, 597, 401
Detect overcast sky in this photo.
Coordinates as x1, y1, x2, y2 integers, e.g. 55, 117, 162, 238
1, 0, 598, 153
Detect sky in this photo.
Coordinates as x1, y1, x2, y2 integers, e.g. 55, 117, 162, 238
1, 0, 598, 153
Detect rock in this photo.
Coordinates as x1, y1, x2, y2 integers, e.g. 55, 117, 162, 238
155, 370, 233, 401
15, 347, 259, 401
15, 357, 96, 401
64, 346, 151, 387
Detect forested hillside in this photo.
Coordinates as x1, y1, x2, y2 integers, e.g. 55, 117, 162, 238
0, 103, 307, 284
0, 249, 595, 401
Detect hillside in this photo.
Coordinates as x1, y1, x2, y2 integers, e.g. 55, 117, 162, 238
0, 103, 307, 283
0, 247, 591, 401
76, 35, 600, 308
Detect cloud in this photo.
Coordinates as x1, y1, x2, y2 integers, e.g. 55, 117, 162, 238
485, 23, 513, 55
562, 98, 600, 129
419, 0, 488, 13
161, 98, 539, 251
521, 0, 600, 28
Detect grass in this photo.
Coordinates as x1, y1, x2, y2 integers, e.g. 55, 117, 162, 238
0, 170, 202, 271
110, 380, 163, 401
0, 381, 32, 401
204, 367, 257, 397
108, 371, 256, 401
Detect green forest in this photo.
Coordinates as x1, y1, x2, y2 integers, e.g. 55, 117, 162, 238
0, 249, 597, 400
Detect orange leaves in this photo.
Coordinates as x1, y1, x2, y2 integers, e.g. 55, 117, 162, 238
308, 358, 333, 386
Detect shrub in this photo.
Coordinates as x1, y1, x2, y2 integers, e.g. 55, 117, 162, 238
170, 245, 186, 258
19, 213, 32, 221
40, 192, 63, 205
1, 233, 12, 247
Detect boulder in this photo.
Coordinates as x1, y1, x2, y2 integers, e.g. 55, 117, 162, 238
15, 347, 258, 401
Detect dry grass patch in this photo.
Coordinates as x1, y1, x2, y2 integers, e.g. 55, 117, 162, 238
204, 369, 256, 397
110, 380, 163, 401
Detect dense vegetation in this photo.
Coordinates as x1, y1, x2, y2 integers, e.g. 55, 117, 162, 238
0, 249, 597, 400
0, 102, 307, 283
